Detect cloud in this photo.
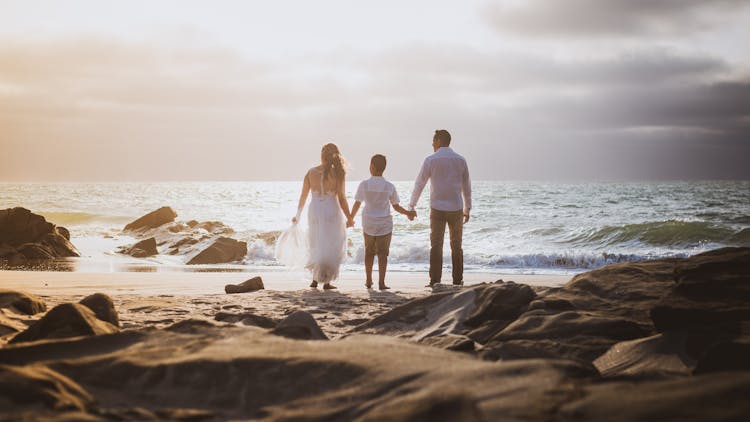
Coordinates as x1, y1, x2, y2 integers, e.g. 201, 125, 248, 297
484, 0, 750, 37
1, 37, 748, 181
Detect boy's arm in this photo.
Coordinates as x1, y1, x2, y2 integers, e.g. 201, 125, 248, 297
392, 204, 414, 220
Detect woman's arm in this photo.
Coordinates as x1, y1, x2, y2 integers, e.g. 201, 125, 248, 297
337, 178, 353, 227
292, 171, 311, 223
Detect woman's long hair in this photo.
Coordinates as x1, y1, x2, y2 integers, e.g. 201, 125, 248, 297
321, 143, 346, 182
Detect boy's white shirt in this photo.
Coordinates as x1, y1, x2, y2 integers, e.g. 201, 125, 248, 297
355, 176, 400, 236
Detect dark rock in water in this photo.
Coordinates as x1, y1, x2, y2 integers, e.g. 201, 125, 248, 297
0, 207, 79, 260
196, 221, 233, 234
79, 293, 120, 327
270, 310, 328, 340
255, 230, 281, 245
10, 303, 119, 344
0, 289, 46, 315
214, 311, 277, 328
168, 223, 188, 233
186, 220, 199, 228
225, 276, 264, 294
122, 237, 158, 258
187, 237, 247, 265
123, 206, 177, 232
0, 364, 96, 416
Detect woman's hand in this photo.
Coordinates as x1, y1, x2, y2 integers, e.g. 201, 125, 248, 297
292, 217, 298, 224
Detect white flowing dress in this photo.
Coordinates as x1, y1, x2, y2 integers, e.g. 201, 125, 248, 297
306, 184, 347, 283
274, 175, 347, 284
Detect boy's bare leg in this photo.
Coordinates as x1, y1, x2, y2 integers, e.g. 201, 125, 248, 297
365, 252, 375, 288
377, 253, 390, 290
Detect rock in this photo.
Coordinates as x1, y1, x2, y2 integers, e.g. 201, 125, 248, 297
122, 237, 158, 258
693, 338, 750, 374
557, 371, 750, 421
0, 289, 47, 315
214, 312, 277, 328
10, 303, 119, 344
57, 226, 71, 240
0, 364, 96, 415
593, 333, 694, 377
255, 230, 281, 244
0, 325, 601, 421
650, 247, 750, 334
270, 310, 328, 340
186, 220, 199, 228
0, 207, 79, 259
123, 206, 177, 232
225, 276, 264, 294
186, 237, 247, 265
79, 293, 120, 327
196, 221, 232, 234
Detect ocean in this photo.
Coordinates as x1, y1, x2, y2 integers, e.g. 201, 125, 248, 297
2, 181, 749, 275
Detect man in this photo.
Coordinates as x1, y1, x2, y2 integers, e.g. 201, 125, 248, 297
409, 129, 472, 286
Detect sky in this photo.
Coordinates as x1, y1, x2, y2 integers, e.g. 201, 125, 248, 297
1, 0, 749, 181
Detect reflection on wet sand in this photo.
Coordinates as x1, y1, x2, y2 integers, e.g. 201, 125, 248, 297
0, 258, 253, 273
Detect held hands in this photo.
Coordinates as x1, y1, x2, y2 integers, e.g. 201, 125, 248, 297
346, 217, 355, 228
407, 210, 417, 221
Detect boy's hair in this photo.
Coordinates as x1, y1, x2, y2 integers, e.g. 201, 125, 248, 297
434, 129, 451, 146
371, 154, 387, 174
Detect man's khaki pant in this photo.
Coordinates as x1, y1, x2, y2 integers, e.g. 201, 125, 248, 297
430, 208, 463, 284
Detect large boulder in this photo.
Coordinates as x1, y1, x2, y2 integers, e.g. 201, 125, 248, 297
650, 247, 750, 334
79, 293, 120, 327
225, 276, 264, 294
121, 237, 158, 258
0, 289, 46, 315
9, 303, 119, 344
187, 237, 247, 265
0, 364, 96, 417
123, 206, 177, 232
0, 207, 79, 260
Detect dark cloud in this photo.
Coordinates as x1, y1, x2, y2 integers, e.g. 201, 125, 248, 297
484, 0, 750, 37
1, 37, 748, 181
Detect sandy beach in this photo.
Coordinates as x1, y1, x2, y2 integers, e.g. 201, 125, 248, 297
0, 270, 567, 340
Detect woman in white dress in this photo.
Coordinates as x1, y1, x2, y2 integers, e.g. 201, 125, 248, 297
291, 143, 353, 289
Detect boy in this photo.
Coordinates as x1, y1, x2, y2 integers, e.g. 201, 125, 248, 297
349, 154, 414, 290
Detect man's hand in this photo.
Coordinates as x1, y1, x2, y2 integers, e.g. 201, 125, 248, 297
463, 213, 470, 224
408, 210, 417, 221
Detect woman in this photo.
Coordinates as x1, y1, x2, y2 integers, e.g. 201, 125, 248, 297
291, 143, 353, 289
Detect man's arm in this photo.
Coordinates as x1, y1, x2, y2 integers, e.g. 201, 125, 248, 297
409, 158, 430, 211
462, 160, 472, 223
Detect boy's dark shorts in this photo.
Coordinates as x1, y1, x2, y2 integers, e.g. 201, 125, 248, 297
364, 232, 392, 256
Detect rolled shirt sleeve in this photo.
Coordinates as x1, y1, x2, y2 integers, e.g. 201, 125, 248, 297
462, 159, 472, 214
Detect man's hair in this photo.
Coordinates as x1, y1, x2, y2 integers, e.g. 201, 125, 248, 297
371, 154, 387, 174
434, 129, 451, 146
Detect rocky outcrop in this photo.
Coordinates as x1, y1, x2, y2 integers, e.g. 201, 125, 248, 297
225, 276, 264, 294
123, 206, 177, 232
270, 310, 328, 340
0, 290, 46, 315
186, 237, 247, 265
120, 237, 158, 258
10, 303, 119, 344
79, 293, 120, 327
0, 207, 79, 261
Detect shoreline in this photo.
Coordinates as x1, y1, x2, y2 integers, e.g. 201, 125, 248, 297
0, 270, 569, 296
